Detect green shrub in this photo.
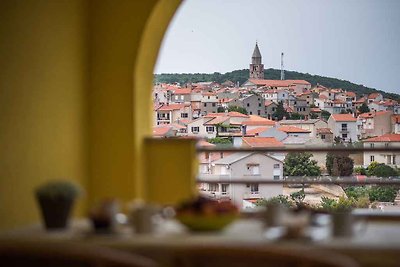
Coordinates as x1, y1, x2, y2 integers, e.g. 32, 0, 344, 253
369, 186, 398, 202
255, 195, 294, 209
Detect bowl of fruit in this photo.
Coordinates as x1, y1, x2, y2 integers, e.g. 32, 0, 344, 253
175, 196, 239, 232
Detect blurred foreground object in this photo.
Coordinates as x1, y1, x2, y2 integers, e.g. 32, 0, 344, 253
35, 180, 81, 230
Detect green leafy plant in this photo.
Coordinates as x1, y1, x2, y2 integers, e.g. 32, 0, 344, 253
284, 152, 321, 177
255, 195, 294, 209
290, 189, 306, 205
35, 180, 81, 200
369, 186, 398, 202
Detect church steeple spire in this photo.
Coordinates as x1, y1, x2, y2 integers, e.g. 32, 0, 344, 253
252, 42, 262, 64
249, 42, 264, 79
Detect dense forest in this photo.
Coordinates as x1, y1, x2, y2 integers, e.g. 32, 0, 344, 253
154, 68, 399, 100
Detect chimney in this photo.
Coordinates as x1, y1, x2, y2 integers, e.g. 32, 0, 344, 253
241, 125, 247, 136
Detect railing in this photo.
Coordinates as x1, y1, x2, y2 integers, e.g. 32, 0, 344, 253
196, 146, 400, 186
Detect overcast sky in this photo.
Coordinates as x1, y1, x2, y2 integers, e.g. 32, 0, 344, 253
154, 0, 400, 94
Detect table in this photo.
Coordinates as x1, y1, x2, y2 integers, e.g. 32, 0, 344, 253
1, 218, 400, 267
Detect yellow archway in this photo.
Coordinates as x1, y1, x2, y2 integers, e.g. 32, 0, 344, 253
0, 0, 197, 230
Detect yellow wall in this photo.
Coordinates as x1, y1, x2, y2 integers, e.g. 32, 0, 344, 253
0, 0, 89, 229
0, 0, 188, 230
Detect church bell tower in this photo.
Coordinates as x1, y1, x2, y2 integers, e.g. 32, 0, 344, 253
249, 42, 264, 79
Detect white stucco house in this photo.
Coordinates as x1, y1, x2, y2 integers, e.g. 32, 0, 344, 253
327, 114, 358, 142
198, 152, 284, 209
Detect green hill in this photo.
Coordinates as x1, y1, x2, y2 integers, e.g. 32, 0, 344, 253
154, 69, 399, 100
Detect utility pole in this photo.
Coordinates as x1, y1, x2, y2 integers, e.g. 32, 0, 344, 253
280, 52, 285, 80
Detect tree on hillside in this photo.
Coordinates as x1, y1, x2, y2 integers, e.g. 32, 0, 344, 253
228, 106, 247, 115
321, 110, 331, 121
331, 155, 354, 176
358, 103, 370, 114
273, 101, 289, 121
284, 152, 321, 177
154, 69, 400, 100
289, 113, 303, 120
367, 162, 398, 177
217, 106, 225, 113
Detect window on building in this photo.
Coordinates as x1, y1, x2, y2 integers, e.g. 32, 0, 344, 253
212, 103, 216, 107
321, 134, 326, 140
181, 113, 188, 118
257, 110, 261, 115
191, 126, 199, 133
175, 95, 179, 100
341, 123, 348, 130
208, 183, 218, 192
247, 164, 260, 175
206, 126, 214, 132
385, 143, 389, 148
273, 175, 280, 180
249, 111, 252, 115
203, 103, 207, 107
221, 184, 229, 195
273, 164, 280, 169
370, 155, 375, 162
342, 134, 347, 139
258, 103, 261, 107
370, 143, 374, 148
247, 103, 250, 107
393, 155, 396, 165
180, 95, 184, 100
250, 184, 259, 194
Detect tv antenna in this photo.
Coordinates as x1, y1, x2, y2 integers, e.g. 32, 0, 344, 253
280, 52, 285, 80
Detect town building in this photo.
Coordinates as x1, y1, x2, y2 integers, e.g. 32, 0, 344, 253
363, 134, 400, 167
249, 42, 264, 79
357, 111, 393, 139
279, 119, 328, 137
327, 114, 358, 142
199, 152, 283, 209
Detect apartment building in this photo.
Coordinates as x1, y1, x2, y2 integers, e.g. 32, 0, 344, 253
155, 103, 192, 125
327, 114, 358, 142
199, 152, 283, 208
279, 119, 327, 137
200, 92, 219, 115
363, 134, 400, 167
357, 111, 392, 139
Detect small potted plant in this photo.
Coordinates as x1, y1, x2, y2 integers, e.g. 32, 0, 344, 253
35, 180, 81, 230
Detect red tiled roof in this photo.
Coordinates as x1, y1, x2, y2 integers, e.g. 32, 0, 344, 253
204, 112, 249, 118
157, 103, 187, 111
364, 134, 400, 143
317, 128, 332, 134
248, 79, 311, 87
172, 88, 191, 95
265, 100, 276, 107
368, 93, 382, 99
242, 137, 284, 148
358, 111, 390, 119
392, 115, 400, 123
242, 115, 275, 126
202, 92, 216, 96
277, 126, 311, 133
152, 126, 172, 137
319, 95, 328, 100
310, 108, 322, 112
331, 114, 357, 122
333, 99, 345, 104
245, 126, 269, 136
197, 140, 216, 147
204, 116, 229, 125
346, 91, 356, 97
